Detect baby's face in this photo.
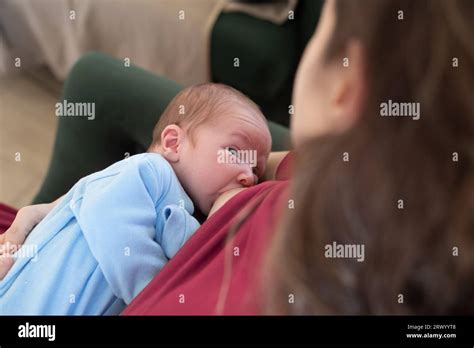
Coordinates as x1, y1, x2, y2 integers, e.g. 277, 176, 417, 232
174, 105, 271, 214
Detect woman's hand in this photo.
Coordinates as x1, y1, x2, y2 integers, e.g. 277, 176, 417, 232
0, 202, 56, 279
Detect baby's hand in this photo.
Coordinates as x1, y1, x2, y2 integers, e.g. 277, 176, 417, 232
208, 188, 247, 218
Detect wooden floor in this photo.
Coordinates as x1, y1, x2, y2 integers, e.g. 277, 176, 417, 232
0, 68, 61, 209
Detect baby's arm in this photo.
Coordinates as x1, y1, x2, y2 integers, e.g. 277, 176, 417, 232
159, 205, 200, 259
74, 155, 196, 304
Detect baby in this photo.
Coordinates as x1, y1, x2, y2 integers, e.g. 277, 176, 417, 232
0, 83, 271, 315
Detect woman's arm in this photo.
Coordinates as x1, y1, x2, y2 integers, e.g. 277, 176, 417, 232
262, 151, 289, 182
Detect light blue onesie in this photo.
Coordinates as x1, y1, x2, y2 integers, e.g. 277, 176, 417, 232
0, 153, 200, 315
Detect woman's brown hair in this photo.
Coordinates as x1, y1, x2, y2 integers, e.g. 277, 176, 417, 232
266, 0, 474, 314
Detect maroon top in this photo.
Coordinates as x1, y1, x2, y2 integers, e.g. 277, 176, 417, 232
123, 153, 293, 315
0, 203, 17, 234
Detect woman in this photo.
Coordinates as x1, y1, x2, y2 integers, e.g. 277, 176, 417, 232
266, 0, 474, 314
1, 0, 473, 314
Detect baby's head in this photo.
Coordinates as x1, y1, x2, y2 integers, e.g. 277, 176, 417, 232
148, 83, 272, 214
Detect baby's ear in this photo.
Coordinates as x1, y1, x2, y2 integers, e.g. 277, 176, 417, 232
160, 125, 184, 162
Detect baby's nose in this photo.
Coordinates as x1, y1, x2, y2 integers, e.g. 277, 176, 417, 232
238, 171, 257, 187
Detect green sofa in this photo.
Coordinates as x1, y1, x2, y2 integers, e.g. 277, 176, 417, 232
33, 1, 322, 204
212, 0, 322, 126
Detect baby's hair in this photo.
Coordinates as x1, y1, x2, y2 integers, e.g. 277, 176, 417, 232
148, 83, 265, 150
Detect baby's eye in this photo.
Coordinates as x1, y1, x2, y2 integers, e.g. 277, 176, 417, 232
226, 147, 239, 157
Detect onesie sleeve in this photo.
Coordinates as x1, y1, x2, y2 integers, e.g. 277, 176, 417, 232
71, 155, 194, 304
160, 204, 201, 259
